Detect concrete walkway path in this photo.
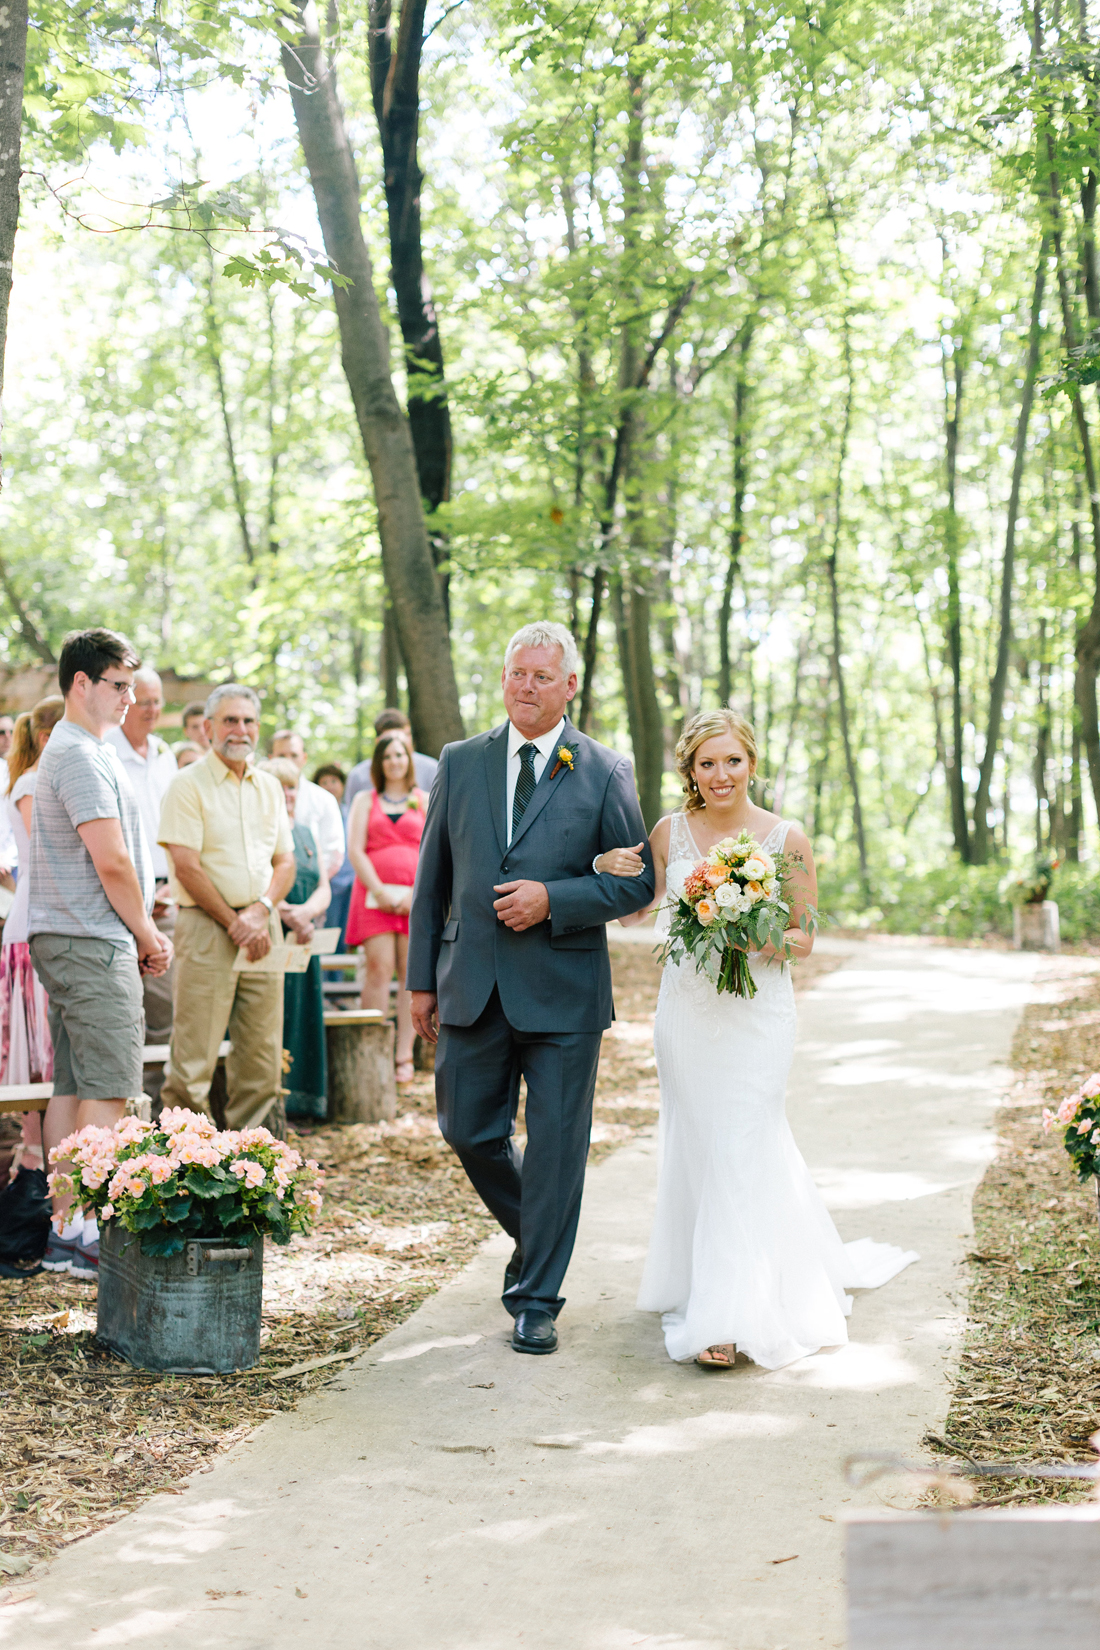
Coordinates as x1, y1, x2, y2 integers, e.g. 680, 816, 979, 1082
14, 940, 1083, 1650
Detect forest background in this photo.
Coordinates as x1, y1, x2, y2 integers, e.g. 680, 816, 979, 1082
1, 0, 1099, 939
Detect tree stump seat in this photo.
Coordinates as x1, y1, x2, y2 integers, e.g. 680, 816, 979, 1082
324, 1009, 396, 1124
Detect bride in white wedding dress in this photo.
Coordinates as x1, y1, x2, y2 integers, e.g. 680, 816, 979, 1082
596, 708, 917, 1371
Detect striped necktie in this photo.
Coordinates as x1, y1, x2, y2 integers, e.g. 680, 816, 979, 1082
512, 742, 538, 837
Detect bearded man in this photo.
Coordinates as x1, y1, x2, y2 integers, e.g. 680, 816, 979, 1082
158, 684, 295, 1130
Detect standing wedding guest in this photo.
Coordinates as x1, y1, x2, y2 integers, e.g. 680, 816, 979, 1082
346, 732, 426, 1085
269, 730, 345, 880
175, 742, 203, 769
0, 696, 63, 1190
181, 702, 210, 751
408, 621, 654, 1354
158, 685, 295, 1132
344, 708, 438, 808
0, 714, 18, 883
313, 764, 353, 945
105, 669, 178, 1067
258, 759, 330, 1120
29, 630, 171, 1279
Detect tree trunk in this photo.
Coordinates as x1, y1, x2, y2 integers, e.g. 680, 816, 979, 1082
577, 568, 604, 733
611, 575, 663, 829
942, 327, 970, 861
823, 313, 868, 891
0, 0, 51, 661
0, 0, 26, 434
366, 0, 452, 604
381, 601, 402, 710
971, 241, 1047, 862
718, 317, 754, 707
281, 0, 462, 757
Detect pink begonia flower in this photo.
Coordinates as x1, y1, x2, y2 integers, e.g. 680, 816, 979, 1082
1080, 1074, 1100, 1099
126, 1177, 145, 1197
1092, 1129, 1100, 1146
102, 1203, 115, 1219
1057, 1096, 1082, 1124
149, 1159, 173, 1184
1042, 1108, 1056, 1133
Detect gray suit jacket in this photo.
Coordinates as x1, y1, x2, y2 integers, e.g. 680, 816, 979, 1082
406, 718, 655, 1033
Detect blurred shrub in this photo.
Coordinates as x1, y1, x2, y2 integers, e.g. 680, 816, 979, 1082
817, 862, 1100, 945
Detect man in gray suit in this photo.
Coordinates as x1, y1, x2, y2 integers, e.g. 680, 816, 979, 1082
409, 622, 655, 1355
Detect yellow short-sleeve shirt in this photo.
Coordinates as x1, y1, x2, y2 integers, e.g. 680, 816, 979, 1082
158, 752, 294, 910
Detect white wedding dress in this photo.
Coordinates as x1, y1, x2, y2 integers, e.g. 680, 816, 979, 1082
636, 812, 918, 1369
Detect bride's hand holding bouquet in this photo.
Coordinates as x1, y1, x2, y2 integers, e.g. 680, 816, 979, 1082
663, 830, 818, 998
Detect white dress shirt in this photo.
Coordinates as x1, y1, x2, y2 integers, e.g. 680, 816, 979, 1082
105, 727, 178, 880
292, 775, 346, 880
505, 717, 565, 846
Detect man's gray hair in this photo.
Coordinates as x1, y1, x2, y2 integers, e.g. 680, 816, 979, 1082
503, 621, 580, 678
133, 667, 163, 691
205, 682, 261, 718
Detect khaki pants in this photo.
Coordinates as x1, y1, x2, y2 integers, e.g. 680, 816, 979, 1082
161, 907, 284, 1131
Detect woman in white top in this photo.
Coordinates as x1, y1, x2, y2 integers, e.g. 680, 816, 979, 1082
1, 696, 64, 1171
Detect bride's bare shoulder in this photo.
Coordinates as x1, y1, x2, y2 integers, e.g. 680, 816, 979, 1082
651, 815, 676, 852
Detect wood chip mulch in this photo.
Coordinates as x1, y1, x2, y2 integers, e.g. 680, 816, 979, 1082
0, 935, 840, 1574
927, 964, 1100, 1506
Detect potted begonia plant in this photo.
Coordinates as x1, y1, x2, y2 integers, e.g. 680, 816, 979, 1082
49, 1107, 323, 1373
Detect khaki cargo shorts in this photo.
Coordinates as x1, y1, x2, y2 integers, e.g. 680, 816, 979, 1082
29, 934, 145, 1101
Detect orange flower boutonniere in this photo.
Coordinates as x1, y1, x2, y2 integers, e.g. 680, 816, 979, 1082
550, 741, 578, 780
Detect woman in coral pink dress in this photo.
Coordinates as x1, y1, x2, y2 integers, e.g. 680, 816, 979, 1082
345, 732, 426, 1084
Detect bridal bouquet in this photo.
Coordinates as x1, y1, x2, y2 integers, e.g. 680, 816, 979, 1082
1042, 1074, 1100, 1181
48, 1107, 324, 1257
661, 830, 816, 999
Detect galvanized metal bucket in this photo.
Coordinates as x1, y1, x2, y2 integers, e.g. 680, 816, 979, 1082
96, 1220, 264, 1373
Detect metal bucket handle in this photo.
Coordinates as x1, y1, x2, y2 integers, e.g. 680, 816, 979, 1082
185, 1240, 254, 1276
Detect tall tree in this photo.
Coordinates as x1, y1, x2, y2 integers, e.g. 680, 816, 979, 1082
971, 242, 1047, 862
0, 0, 26, 428
366, 0, 452, 523
279, 0, 463, 754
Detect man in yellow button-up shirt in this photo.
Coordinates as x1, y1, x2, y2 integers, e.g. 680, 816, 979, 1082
158, 685, 296, 1131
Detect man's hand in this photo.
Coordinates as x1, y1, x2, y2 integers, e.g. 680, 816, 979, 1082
411, 991, 439, 1045
493, 880, 550, 931
228, 902, 272, 961
139, 929, 173, 977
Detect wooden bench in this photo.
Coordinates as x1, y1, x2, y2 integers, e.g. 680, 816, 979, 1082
0, 1040, 232, 1115
847, 1506, 1100, 1647
324, 1009, 396, 1124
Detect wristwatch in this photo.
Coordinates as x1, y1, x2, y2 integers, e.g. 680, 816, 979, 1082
257, 895, 274, 914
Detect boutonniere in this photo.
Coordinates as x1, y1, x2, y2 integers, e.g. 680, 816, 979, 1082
406, 791, 421, 809
550, 741, 578, 779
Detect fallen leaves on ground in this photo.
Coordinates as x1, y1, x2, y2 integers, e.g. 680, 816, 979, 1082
928, 966, 1100, 1506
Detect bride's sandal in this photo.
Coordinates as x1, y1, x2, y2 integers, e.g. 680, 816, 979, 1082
695, 1343, 738, 1368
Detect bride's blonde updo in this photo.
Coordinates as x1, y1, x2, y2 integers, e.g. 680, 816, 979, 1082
675, 709, 758, 814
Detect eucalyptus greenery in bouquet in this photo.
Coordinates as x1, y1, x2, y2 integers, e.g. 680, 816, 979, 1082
661, 829, 820, 999
48, 1106, 324, 1258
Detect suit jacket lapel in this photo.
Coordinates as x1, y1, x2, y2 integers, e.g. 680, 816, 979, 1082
483, 723, 509, 858
507, 718, 574, 855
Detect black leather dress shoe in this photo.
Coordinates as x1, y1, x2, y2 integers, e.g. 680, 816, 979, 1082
511, 1308, 558, 1355
503, 1245, 524, 1294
